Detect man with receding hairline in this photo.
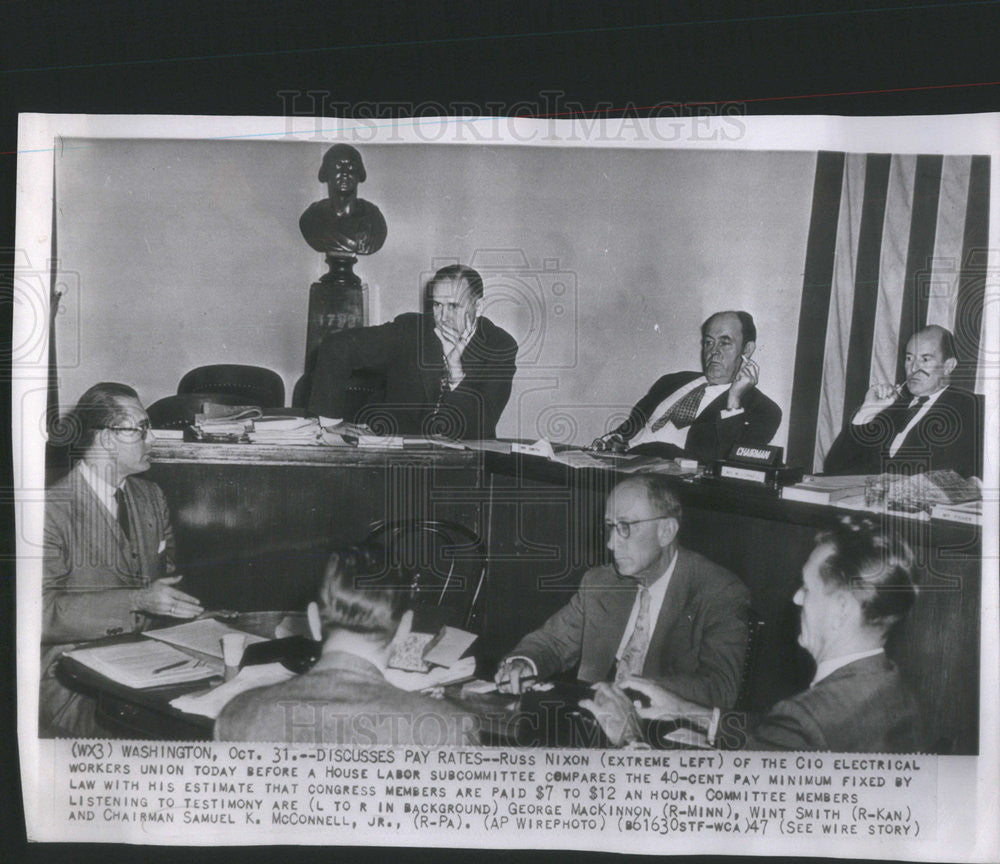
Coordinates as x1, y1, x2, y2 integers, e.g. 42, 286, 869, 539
41, 382, 203, 737
495, 474, 750, 710
583, 515, 922, 752
307, 263, 517, 439
825, 325, 982, 477
594, 311, 781, 464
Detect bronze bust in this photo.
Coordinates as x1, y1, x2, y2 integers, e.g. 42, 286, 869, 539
299, 144, 387, 257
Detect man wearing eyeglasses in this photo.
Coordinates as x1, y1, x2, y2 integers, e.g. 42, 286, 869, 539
495, 474, 750, 710
40, 382, 203, 736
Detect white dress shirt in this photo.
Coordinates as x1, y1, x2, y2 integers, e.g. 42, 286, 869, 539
811, 647, 884, 686
507, 553, 678, 681
888, 388, 946, 456
851, 387, 946, 456
627, 376, 741, 449
614, 550, 679, 668
79, 460, 124, 520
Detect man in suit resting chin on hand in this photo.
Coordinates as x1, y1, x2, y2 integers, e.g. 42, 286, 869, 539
592, 310, 781, 465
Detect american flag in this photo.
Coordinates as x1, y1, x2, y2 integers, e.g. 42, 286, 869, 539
787, 152, 990, 473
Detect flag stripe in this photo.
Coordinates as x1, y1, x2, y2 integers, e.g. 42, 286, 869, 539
955, 155, 990, 388
870, 155, 915, 388
927, 156, 972, 332
786, 151, 845, 469
814, 154, 867, 470
894, 155, 943, 381
842, 154, 892, 428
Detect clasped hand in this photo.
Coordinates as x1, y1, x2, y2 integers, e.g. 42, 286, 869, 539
494, 658, 535, 694
436, 322, 476, 385
578, 677, 696, 746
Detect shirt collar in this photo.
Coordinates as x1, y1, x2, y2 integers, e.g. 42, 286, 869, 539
79, 459, 124, 502
811, 647, 884, 686
912, 386, 947, 408
644, 548, 679, 603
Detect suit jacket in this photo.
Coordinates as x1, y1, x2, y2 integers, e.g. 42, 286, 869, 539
308, 313, 518, 439
743, 653, 922, 752
40, 464, 176, 736
214, 650, 481, 746
508, 550, 750, 709
824, 385, 982, 478
614, 371, 782, 464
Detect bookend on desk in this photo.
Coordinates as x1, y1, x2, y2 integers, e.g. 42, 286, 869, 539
240, 637, 322, 674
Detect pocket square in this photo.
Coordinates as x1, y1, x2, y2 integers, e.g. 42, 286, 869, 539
158, 539, 167, 553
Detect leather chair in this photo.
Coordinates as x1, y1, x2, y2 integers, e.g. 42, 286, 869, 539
359, 519, 488, 633
178, 364, 285, 408
292, 369, 387, 422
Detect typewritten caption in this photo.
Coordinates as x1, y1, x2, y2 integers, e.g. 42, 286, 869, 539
48, 741, 937, 846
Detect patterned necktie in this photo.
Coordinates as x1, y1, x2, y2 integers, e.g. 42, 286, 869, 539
650, 382, 708, 432
616, 586, 652, 683
114, 486, 130, 541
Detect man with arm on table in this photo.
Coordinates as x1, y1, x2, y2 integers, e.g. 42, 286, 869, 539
215, 547, 480, 745
583, 515, 922, 752
40, 383, 203, 737
593, 311, 781, 464
494, 474, 750, 710
824, 325, 982, 477
307, 263, 518, 439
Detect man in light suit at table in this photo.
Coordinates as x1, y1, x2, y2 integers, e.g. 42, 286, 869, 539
824, 325, 982, 478
593, 311, 781, 465
40, 382, 203, 737
583, 515, 922, 752
215, 548, 481, 745
495, 474, 750, 710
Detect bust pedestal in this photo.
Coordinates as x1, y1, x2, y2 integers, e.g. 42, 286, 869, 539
305, 254, 365, 365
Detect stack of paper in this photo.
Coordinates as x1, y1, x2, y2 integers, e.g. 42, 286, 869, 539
170, 663, 296, 718
65, 641, 220, 689
782, 475, 869, 505
194, 406, 262, 437
247, 416, 321, 445
143, 619, 268, 659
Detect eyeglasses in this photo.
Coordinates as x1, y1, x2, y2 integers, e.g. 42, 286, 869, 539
96, 421, 151, 441
604, 515, 673, 539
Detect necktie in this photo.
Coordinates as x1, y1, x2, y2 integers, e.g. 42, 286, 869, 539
650, 382, 708, 432
616, 586, 651, 683
114, 486, 131, 541
898, 395, 929, 429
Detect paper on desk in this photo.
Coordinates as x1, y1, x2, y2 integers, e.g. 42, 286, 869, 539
143, 619, 268, 659
548, 449, 607, 469
463, 440, 512, 454
384, 655, 477, 692
511, 439, 555, 458
65, 641, 220, 689
170, 663, 296, 719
